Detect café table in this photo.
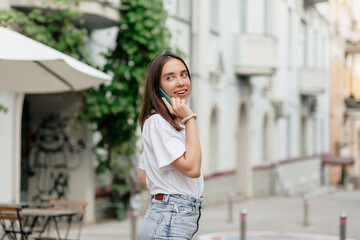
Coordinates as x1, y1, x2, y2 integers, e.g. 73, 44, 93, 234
22, 208, 78, 240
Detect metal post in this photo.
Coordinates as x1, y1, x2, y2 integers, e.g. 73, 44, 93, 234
340, 212, 347, 240
240, 209, 247, 240
227, 192, 234, 222
130, 209, 137, 240
303, 194, 309, 226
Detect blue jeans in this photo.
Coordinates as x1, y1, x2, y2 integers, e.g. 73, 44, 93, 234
138, 194, 203, 240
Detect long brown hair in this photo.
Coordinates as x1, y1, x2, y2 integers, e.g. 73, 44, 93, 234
138, 51, 191, 131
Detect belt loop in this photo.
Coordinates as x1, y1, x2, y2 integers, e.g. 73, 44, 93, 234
163, 194, 170, 202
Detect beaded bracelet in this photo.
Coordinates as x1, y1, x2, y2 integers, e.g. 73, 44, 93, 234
181, 113, 198, 124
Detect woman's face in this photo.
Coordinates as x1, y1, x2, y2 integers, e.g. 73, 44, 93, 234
159, 58, 191, 104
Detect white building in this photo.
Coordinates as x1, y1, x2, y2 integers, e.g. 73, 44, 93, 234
165, 0, 331, 204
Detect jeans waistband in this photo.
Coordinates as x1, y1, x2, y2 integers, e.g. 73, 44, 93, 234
152, 194, 203, 206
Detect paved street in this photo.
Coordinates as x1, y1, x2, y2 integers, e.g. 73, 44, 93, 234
198, 232, 348, 240
80, 188, 360, 240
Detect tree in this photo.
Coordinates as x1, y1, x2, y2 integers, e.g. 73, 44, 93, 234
80, 0, 172, 219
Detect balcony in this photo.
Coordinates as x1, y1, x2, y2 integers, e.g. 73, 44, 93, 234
345, 41, 360, 55
304, 0, 328, 7
345, 95, 360, 109
234, 34, 277, 76
10, 0, 121, 30
299, 69, 327, 95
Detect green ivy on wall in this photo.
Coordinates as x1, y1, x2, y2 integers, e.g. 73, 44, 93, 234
80, 0, 172, 219
0, 8, 88, 59
0, 1, 87, 113
0, 99, 7, 114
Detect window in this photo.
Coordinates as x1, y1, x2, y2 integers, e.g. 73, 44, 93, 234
314, 31, 319, 68
262, 115, 270, 163
321, 35, 325, 68
240, 0, 247, 33
264, 0, 269, 34
287, 8, 292, 67
321, 119, 325, 153
300, 116, 307, 155
287, 116, 291, 157
299, 20, 307, 68
211, 0, 219, 32
313, 117, 317, 154
175, 0, 190, 21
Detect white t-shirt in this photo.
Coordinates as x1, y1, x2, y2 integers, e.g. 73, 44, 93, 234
139, 114, 203, 199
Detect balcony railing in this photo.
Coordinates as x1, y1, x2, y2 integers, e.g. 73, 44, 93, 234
234, 34, 277, 76
345, 42, 360, 55
345, 95, 360, 109
304, 0, 328, 7
299, 68, 327, 95
10, 0, 121, 30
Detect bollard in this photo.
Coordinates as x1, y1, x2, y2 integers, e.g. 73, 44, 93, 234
303, 194, 309, 226
340, 212, 347, 240
240, 209, 247, 240
227, 192, 234, 222
130, 209, 137, 240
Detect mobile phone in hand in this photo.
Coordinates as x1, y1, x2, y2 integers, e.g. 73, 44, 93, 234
159, 87, 171, 105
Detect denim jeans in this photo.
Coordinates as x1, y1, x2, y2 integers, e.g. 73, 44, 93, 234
138, 194, 203, 240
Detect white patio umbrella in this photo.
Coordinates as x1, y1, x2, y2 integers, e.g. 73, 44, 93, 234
0, 26, 112, 93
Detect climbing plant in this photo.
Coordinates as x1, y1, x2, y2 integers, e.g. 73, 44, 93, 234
0, 95, 7, 114
80, 0, 172, 219
0, 0, 87, 59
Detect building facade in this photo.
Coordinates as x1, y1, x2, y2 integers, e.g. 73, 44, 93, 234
180, 0, 332, 204
328, 0, 360, 187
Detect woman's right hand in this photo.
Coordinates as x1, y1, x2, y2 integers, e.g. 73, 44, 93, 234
162, 97, 193, 120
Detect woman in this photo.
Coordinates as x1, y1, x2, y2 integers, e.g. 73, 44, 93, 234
138, 51, 203, 239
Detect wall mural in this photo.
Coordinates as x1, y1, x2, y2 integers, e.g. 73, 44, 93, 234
29, 113, 86, 201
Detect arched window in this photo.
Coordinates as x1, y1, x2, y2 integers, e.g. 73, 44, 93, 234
313, 117, 317, 154
209, 107, 219, 171
301, 116, 308, 155
236, 103, 250, 197
262, 114, 270, 163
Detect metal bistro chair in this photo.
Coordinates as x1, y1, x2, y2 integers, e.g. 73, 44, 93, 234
0, 205, 39, 240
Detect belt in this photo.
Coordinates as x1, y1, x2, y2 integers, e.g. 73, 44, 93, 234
154, 194, 203, 200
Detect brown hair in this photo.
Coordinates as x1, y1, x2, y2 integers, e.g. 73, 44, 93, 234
138, 51, 191, 131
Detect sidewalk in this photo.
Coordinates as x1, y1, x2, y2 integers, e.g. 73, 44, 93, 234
80, 188, 360, 240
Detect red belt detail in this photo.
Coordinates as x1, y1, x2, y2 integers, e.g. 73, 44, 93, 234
155, 194, 165, 200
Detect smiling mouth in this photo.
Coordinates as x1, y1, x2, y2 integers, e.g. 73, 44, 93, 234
175, 89, 187, 95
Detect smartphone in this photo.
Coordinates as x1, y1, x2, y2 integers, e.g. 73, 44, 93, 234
159, 87, 172, 105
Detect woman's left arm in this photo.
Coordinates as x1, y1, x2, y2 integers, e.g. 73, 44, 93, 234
138, 169, 146, 186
